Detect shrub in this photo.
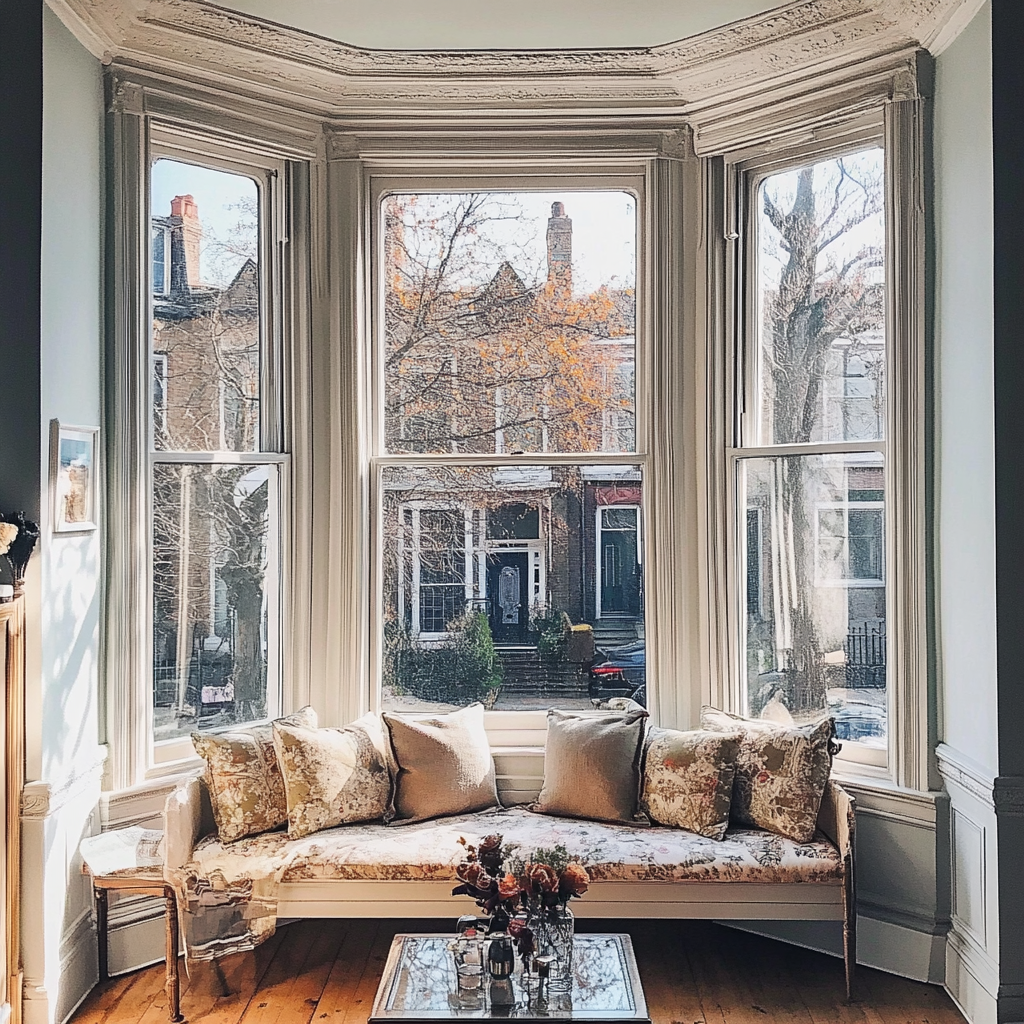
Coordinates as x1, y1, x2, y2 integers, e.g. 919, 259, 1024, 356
385, 611, 503, 704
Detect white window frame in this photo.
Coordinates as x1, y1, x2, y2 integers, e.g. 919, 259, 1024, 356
328, 156, 695, 744
105, 98, 312, 787
146, 138, 290, 769
152, 224, 171, 296
105, 63, 924, 793
712, 95, 928, 787
595, 503, 643, 620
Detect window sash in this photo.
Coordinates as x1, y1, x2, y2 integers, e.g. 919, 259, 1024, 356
721, 116, 925, 780
366, 171, 655, 722
145, 137, 290, 767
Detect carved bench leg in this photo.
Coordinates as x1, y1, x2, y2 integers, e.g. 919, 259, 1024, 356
165, 887, 183, 1022
94, 887, 108, 983
843, 855, 857, 1003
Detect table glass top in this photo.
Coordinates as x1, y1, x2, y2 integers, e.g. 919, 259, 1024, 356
371, 933, 649, 1022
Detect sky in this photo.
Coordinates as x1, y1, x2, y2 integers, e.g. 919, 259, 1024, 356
152, 158, 637, 295
390, 190, 637, 295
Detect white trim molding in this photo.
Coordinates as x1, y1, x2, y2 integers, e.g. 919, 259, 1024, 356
937, 742, 1024, 814
51, 0, 974, 120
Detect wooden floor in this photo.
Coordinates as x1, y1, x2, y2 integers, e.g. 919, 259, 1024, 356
70, 918, 966, 1024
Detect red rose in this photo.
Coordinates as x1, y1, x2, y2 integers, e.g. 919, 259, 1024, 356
498, 872, 522, 900
558, 863, 590, 898
525, 863, 559, 893
756, 770, 771, 784
457, 862, 494, 890
478, 834, 503, 855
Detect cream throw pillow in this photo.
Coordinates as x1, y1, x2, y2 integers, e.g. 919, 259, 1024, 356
382, 703, 499, 824
532, 708, 648, 824
273, 713, 392, 839
641, 726, 742, 840
192, 705, 317, 843
700, 706, 837, 843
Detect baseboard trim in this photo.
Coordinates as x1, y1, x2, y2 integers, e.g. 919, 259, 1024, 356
725, 907, 946, 985
945, 928, 999, 1024
22, 909, 98, 1024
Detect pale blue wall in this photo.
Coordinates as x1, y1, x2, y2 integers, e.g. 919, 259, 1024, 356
933, 2, 997, 775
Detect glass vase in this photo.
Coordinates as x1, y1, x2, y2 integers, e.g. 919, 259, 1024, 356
534, 905, 574, 991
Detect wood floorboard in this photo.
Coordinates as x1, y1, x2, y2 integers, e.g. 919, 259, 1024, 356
68, 919, 967, 1024
240, 919, 347, 1024
632, 922, 707, 1024
174, 923, 290, 1024
312, 918, 382, 1022
73, 953, 174, 1024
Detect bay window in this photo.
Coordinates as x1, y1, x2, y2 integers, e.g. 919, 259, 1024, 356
106, 61, 924, 791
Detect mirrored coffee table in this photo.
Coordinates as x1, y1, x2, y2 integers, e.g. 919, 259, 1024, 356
369, 933, 651, 1023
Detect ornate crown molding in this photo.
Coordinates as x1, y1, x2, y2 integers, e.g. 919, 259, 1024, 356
49, 0, 974, 119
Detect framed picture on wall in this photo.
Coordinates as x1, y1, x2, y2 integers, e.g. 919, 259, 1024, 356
50, 421, 99, 533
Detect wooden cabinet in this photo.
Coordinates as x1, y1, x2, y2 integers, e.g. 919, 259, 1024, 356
1, 596, 25, 1024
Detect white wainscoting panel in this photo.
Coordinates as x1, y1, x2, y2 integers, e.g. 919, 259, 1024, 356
950, 806, 987, 949
936, 744, 1000, 1024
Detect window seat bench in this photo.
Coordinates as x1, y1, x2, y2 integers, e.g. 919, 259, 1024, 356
163, 777, 856, 998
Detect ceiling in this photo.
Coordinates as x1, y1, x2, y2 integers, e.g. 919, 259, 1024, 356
201, 0, 791, 51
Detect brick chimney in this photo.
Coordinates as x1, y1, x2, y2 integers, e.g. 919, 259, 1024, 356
169, 194, 203, 290
546, 201, 572, 298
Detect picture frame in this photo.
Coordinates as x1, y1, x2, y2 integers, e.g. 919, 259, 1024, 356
50, 421, 99, 533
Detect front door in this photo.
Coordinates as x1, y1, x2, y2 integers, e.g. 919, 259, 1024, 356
487, 552, 529, 644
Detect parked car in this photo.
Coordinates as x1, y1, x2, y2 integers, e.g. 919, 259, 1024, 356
588, 639, 646, 706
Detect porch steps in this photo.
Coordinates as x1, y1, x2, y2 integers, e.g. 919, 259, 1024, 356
592, 621, 641, 650
495, 647, 587, 697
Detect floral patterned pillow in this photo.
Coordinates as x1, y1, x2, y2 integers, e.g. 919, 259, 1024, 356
192, 706, 317, 843
641, 727, 742, 840
700, 706, 838, 843
273, 713, 392, 838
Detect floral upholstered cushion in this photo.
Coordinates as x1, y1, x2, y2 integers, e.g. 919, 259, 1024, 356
187, 804, 843, 885
383, 703, 499, 824
641, 727, 742, 840
700, 706, 836, 843
192, 706, 317, 843
532, 708, 649, 824
273, 713, 392, 839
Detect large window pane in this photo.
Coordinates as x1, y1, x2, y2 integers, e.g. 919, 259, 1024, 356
151, 159, 261, 452
382, 191, 636, 455
757, 148, 885, 445
380, 464, 644, 712
152, 463, 278, 740
739, 454, 886, 749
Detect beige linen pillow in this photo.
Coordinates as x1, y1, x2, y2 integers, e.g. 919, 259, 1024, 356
382, 703, 499, 824
192, 705, 317, 843
700, 705, 837, 843
532, 708, 649, 824
273, 713, 392, 839
641, 726, 742, 840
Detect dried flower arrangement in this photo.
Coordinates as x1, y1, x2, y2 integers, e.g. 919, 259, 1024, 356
452, 834, 589, 957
